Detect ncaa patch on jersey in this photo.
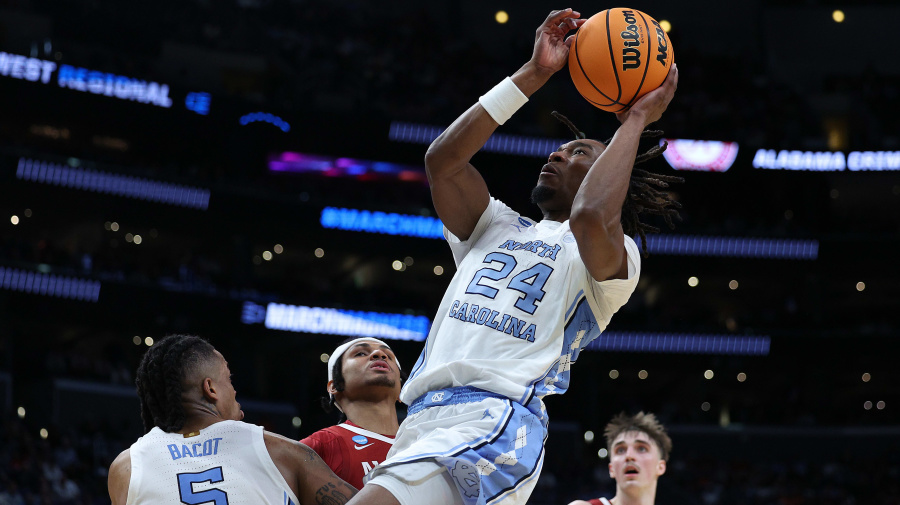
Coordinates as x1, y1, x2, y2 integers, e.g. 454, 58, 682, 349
351, 435, 369, 445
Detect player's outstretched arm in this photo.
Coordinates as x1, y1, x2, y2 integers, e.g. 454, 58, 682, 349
570, 64, 678, 281
264, 432, 357, 504
426, 8, 584, 240
107, 448, 131, 505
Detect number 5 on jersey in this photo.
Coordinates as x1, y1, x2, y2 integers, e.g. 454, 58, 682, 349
177, 467, 229, 505
465, 253, 554, 315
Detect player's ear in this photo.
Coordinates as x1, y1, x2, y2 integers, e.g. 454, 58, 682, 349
657, 459, 666, 476
608, 461, 615, 479
326, 380, 338, 396
202, 377, 218, 402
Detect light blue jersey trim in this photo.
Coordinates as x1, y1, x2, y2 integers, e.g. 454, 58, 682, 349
564, 290, 584, 322
522, 292, 593, 403
405, 333, 432, 386
529, 296, 601, 399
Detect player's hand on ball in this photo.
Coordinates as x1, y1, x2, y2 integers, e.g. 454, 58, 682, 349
616, 63, 678, 127
531, 8, 586, 75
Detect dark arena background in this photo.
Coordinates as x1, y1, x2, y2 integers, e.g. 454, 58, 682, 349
1, 1, 899, 503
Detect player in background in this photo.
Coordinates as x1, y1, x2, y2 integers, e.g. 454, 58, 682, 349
107, 334, 357, 505
568, 412, 671, 505
301, 337, 403, 489
347, 8, 681, 505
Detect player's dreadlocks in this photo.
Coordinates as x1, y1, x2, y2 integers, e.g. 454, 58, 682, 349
552, 111, 683, 256
135, 334, 217, 433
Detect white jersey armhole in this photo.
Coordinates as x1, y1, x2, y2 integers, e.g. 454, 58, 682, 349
583, 234, 641, 317
600, 498, 613, 505
251, 426, 302, 505
124, 448, 139, 505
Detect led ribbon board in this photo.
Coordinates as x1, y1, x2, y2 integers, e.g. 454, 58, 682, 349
753, 149, 900, 171
585, 332, 770, 356
635, 235, 818, 260
660, 139, 739, 172
390, 121, 569, 158
320, 207, 443, 239
319, 208, 818, 259
17, 158, 210, 210
241, 301, 430, 341
0, 266, 101, 302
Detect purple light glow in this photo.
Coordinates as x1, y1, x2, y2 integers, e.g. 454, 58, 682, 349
268, 152, 428, 184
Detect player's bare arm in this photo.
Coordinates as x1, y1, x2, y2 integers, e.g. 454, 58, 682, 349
569, 64, 679, 281
264, 431, 357, 504
425, 8, 585, 240
107, 448, 131, 505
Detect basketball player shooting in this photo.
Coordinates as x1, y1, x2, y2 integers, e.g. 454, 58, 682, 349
107, 334, 358, 505
346, 8, 680, 505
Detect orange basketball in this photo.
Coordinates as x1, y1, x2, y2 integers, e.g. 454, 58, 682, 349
568, 8, 674, 112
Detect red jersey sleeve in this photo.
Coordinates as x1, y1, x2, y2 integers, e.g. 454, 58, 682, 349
300, 429, 346, 478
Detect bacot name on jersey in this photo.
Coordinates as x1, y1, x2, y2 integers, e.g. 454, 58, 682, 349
167, 437, 223, 460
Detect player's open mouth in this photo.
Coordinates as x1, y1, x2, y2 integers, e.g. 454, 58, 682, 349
370, 361, 390, 372
624, 465, 639, 475
541, 164, 559, 175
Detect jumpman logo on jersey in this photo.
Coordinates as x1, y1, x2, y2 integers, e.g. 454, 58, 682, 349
509, 217, 533, 232
480, 409, 494, 421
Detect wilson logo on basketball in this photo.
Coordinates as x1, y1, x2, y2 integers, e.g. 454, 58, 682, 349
651, 20, 669, 66
619, 10, 643, 70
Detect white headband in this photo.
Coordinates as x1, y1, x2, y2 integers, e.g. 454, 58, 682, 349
327, 337, 398, 384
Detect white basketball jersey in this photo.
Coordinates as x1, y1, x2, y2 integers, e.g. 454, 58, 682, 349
127, 420, 300, 505
402, 197, 640, 406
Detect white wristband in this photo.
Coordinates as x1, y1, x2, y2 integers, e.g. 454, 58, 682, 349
478, 77, 528, 125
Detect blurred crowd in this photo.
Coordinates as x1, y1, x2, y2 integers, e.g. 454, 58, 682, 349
0, 418, 127, 505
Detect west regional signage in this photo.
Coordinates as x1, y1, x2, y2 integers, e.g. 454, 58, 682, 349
0, 51, 172, 108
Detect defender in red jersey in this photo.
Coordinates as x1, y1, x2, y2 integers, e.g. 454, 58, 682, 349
568, 412, 671, 505
301, 338, 402, 489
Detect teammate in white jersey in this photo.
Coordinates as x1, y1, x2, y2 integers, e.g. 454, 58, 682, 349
349, 8, 681, 505
107, 334, 357, 505
568, 412, 672, 505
